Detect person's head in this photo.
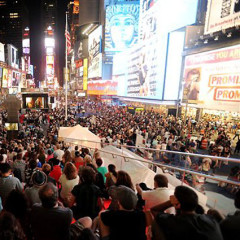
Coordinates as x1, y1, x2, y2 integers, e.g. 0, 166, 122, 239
42, 163, 52, 175
56, 143, 60, 150
39, 182, 58, 208
29, 159, 37, 170
0, 163, 12, 176
207, 209, 224, 223
63, 162, 78, 180
84, 155, 92, 164
75, 146, 78, 151
174, 186, 198, 212
80, 167, 96, 184
4, 190, 29, 219
0, 211, 25, 240
116, 170, 134, 190
16, 153, 22, 161
96, 158, 103, 167
47, 149, 52, 155
116, 185, 138, 210
234, 189, 240, 209
32, 170, 47, 187
108, 164, 117, 177
154, 174, 168, 188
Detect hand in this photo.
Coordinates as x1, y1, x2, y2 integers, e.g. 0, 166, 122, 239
170, 195, 180, 209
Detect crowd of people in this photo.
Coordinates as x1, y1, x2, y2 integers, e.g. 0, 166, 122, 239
0, 100, 239, 239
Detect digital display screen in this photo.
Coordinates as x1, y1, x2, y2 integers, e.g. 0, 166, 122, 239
5, 123, 18, 131
113, 0, 198, 99
26, 97, 45, 109
105, 2, 140, 54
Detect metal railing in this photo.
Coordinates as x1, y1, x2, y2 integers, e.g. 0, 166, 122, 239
63, 138, 240, 187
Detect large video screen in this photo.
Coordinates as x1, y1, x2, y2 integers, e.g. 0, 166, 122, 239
113, 0, 198, 99
22, 94, 48, 109
105, 2, 140, 54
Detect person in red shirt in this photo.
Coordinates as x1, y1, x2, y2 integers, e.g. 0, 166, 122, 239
49, 158, 62, 183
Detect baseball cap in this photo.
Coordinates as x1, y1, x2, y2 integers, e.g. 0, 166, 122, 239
116, 185, 138, 210
32, 170, 47, 187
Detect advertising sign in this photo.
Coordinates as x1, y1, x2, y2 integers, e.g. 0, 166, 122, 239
12, 71, 21, 87
183, 44, 240, 112
113, 0, 198, 100
8, 44, 18, 69
0, 43, 5, 62
105, 2, 140, 54
0, 67, 2, 87
88, 53, 102, 79
83, 58, 88, 90
88, 26, 102, 61
2, 68, 8, 88
87, 80, 118, 95
205, 0, 240, 35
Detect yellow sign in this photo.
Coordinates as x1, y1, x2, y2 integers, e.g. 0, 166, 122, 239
83, 59, 88, 91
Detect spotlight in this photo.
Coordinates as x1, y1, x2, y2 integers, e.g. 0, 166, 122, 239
214, 36, 219, 41
204, 39, 208, 44
227, 32, 232, 37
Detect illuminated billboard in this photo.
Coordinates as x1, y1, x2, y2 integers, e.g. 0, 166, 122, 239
88, 53, 102, 79
105, 2, 140, 54
45, 38, 55, 48
183, 44, 240, 112
2, 68, 8, 88
12, 71, 21, 87
88, 26, 102, 61
87, 80, 118, 95
0, 43, 5, 62
113, 0, 198, 100
7, 44, 18, 69
205, 0, 240, 35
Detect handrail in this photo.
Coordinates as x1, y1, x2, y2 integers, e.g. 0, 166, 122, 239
65, 141, 240, 187
63, 137, 240, 163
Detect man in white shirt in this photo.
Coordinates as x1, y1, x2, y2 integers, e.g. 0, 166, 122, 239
136, 174, 174, 214
54, 144, 64, 161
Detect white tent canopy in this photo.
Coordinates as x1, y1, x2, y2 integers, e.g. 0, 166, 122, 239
58, 125, 101, 149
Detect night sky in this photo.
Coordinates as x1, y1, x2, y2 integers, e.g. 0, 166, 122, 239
26, 0, 69, 86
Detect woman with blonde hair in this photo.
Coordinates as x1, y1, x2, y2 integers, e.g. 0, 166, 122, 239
62, 150, 73, 164
59, 162, 79, 201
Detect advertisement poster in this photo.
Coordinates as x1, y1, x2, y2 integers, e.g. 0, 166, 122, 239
88, 26, 102, 61
88, 53, 102, 79
12, 71, 21, 87
87, 80, 118, 95
83, 58, 88, 91
105, 2, 140, 54
205, 0, 240, 35
2, 68, 8, 88
183, 44, 240, 112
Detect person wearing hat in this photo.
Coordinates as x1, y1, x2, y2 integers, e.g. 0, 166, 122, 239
25, 170, 47, 206
99, 185, 147, 240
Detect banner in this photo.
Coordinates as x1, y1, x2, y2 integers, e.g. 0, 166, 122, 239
183, 44, 240, 112
88, 53, 102, 79
87, 80, 118, 95
12, 71, 21, 87
2, 68, 9, 88
205, 0, 240, 35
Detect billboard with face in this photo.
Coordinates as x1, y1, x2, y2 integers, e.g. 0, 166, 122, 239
105, 2, 140, 54
183, 44, 240, 112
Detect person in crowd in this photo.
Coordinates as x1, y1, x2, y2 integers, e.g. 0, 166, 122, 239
54, 143, 64, 162
108, 170, 134, 210
0, 211, 26, 240
25, 159, 38, 187
136, 174, 174, 212
150, 186, 223, 240
42, 163, 57, 185
74, 151, 85, 170
0, 163, 23, 204
220, 189, 240, 240
105, 164, 117, 189
12, 153, 26, 182
59, 162, 79, 202
99, 185, 147, 240
96, 158, 108, 183
4, 189, 31, 237
62, 150, 73, 164
30, 183, 72, 240
25, 170, 47, 206
49, 158, 62, 183
67, 167, 103, 220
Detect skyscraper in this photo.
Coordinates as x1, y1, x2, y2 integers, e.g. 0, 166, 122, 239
0, 0, 29, 57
